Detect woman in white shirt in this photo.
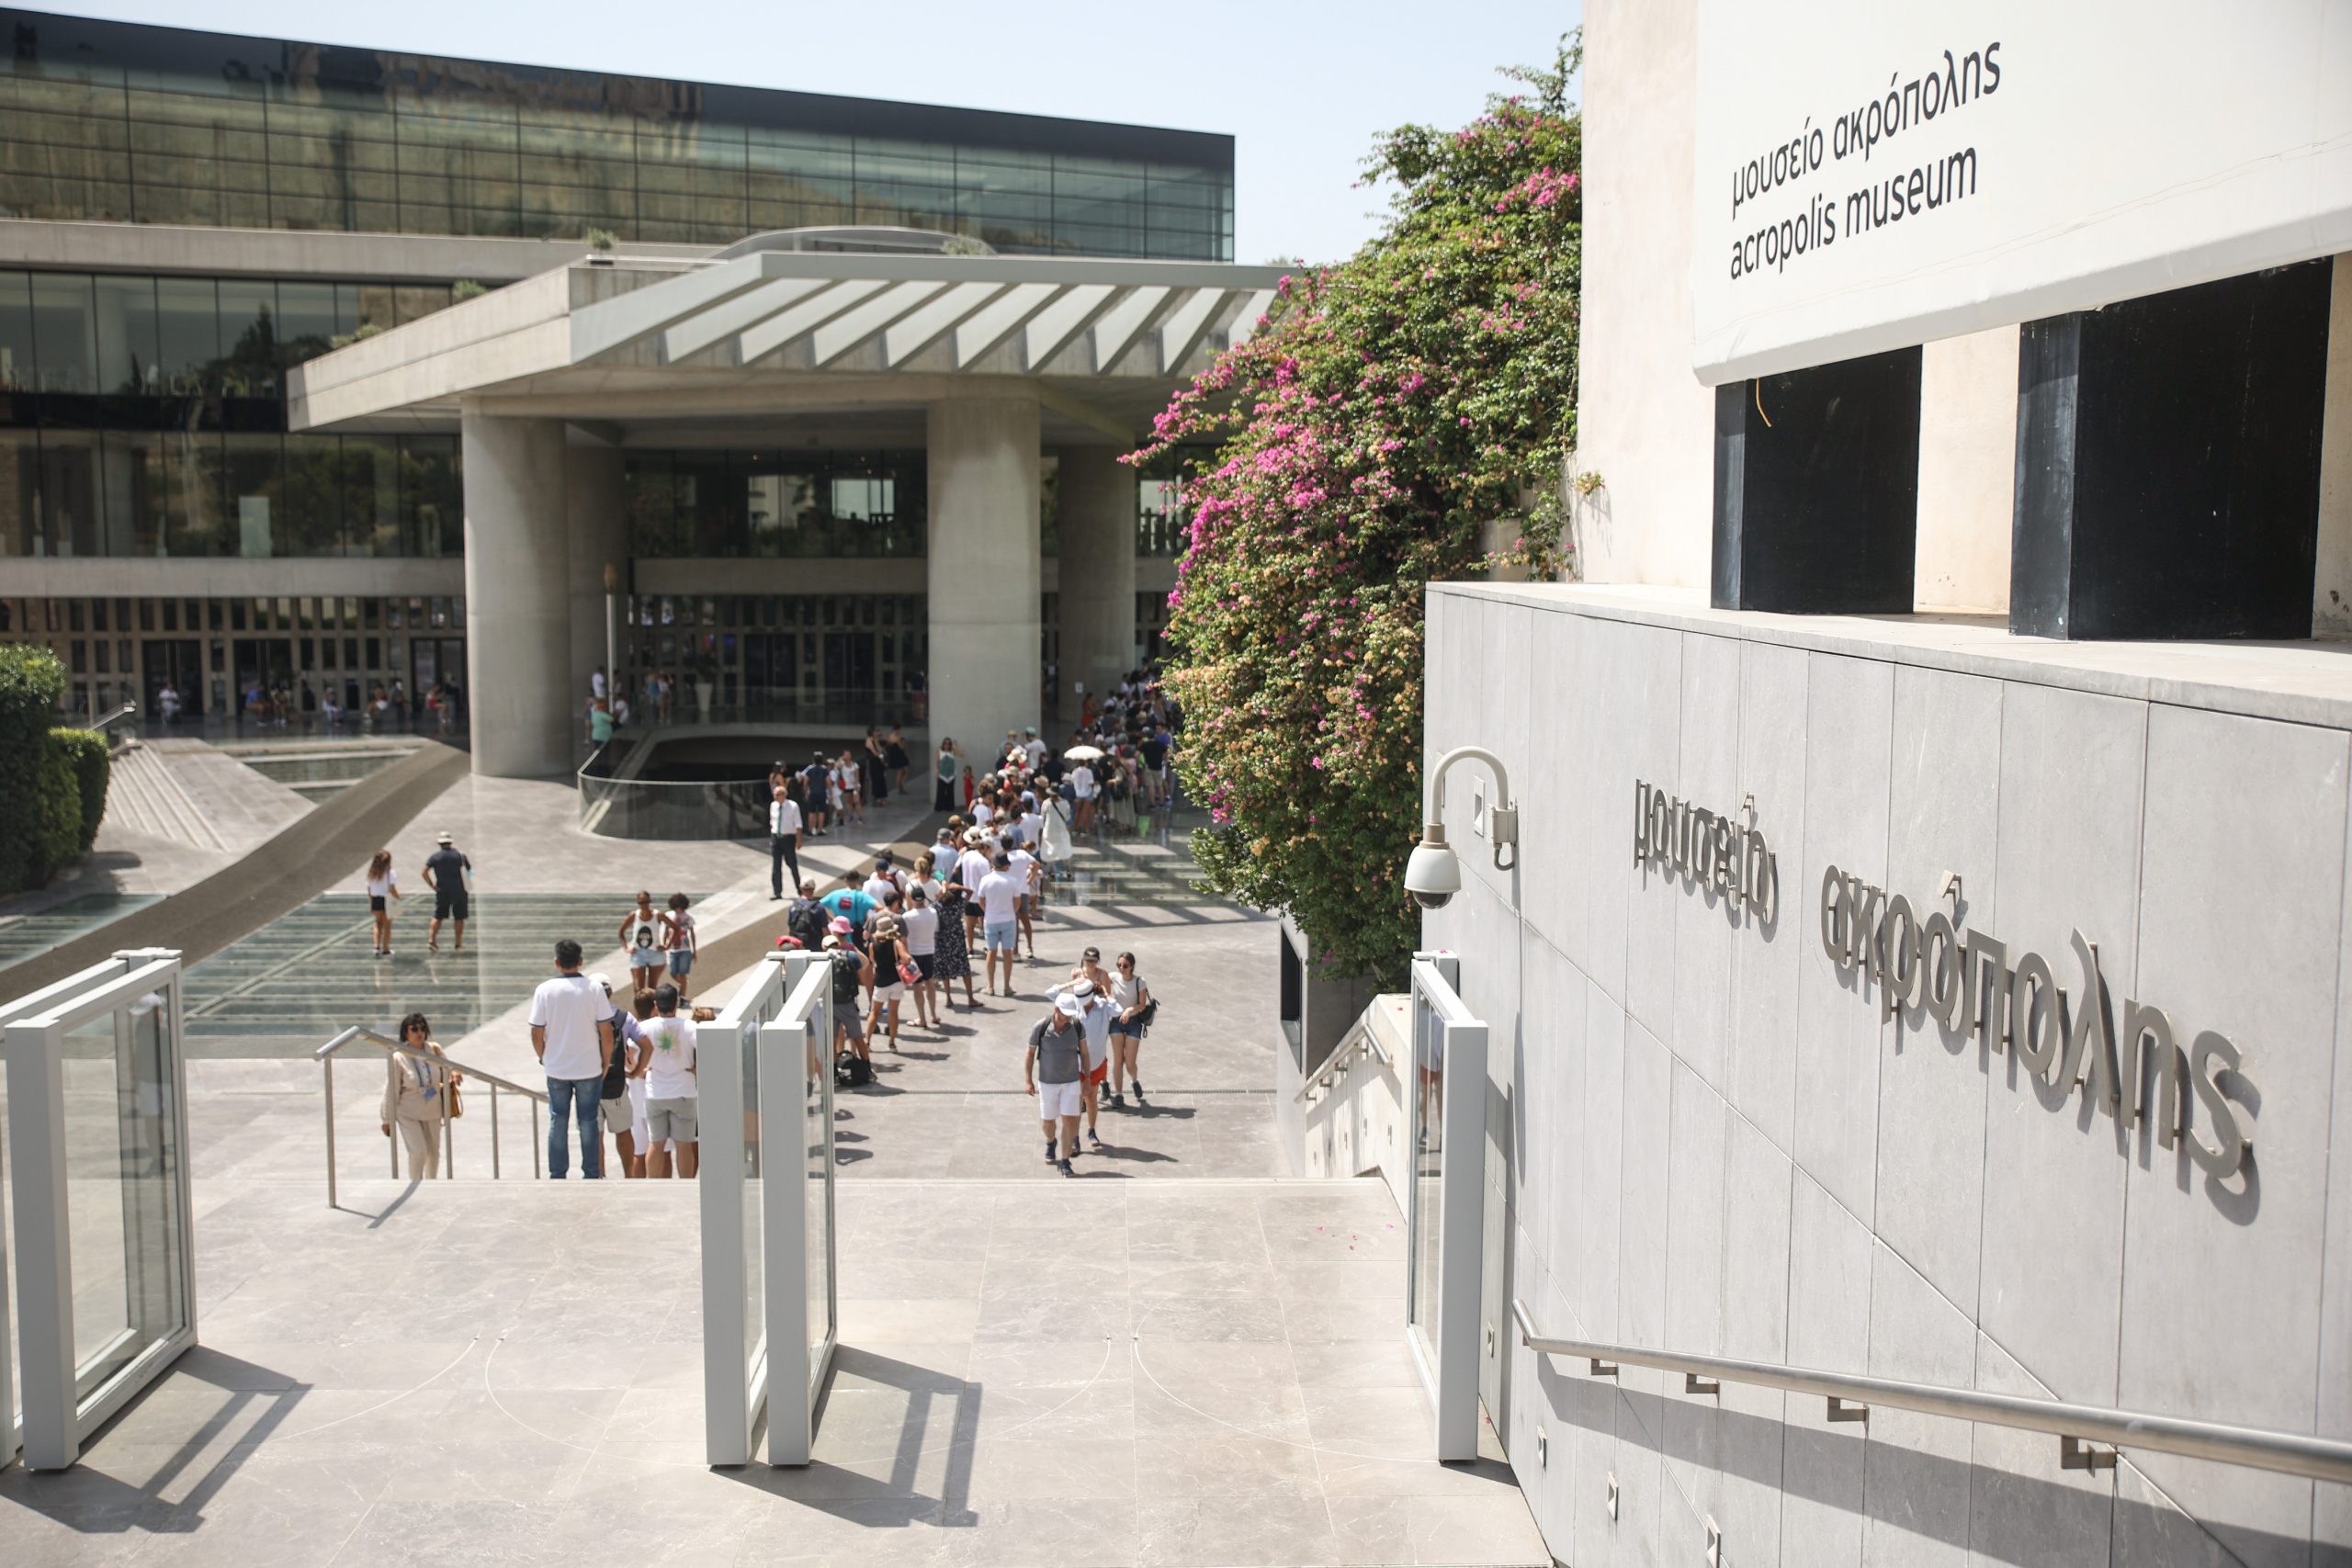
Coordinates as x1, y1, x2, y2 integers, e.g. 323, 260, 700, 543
365, 849, 401, 958
1107, 952, 1152, 1108
900, 886, 941, 1030
640, 985, 699, 1179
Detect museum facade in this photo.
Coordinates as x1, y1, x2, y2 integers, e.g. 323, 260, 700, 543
1415, 2, 2352, 1563
0, 9, 1252, 750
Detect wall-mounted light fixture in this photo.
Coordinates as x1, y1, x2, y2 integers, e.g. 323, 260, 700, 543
1406, 745, 1518, 910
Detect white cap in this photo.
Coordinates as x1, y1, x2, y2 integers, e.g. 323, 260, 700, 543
587, 971, 611, 992
1055, 995, 1085, 1019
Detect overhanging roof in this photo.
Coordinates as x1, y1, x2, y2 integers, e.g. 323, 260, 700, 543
288, 250, 1289, 440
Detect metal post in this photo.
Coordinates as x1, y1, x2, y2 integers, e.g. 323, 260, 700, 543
531, 1091, 543, 1179
440, 1055, 454, 1179
322, 1055, 337, 1210
491, 1081, 502, 1178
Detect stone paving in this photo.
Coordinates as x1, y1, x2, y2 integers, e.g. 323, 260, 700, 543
0, 771, 1546, 1565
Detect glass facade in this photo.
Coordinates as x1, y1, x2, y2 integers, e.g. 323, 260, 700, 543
0, 12, 1235, 260
0, 591, 466, 721
0, 268, 462, 558
621, 592, 925, 725
625, 448, 924, 558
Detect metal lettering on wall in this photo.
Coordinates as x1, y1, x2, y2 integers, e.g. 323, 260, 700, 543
1818, 863, 2255, 1182
1633, 781, 1778, 922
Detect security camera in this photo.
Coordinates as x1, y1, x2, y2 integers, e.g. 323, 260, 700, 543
1406, 827, 1462, 910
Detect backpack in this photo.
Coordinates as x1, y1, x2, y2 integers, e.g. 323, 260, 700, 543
834, 1049, 872, 1089
831, 950, 864, 1007
1136, 978, 1160, 1029
787, 898, 828, 952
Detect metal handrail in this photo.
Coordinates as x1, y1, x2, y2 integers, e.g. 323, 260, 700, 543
314, 1025, 548, 1207
1510, 1299, 2352, 1486
1295, 1017, 1394, 1104
87, 701, 138, 733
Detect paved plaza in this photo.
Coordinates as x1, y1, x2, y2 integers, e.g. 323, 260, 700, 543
0, 743, 1539, 1566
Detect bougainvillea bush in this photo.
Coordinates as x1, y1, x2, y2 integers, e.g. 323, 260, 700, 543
1133, 40, 1582, 986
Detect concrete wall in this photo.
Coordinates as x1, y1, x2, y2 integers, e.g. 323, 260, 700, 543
1053, 445, 1139, 707
1423, 580, 2352, 1568
461, 411, 572, 777
926, 394, 1041, 751
1574, 0, 1713, 588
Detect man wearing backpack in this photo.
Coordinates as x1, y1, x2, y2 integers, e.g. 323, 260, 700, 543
1025, 993, 1088, 1177
786, 879, 829, 953
825, 927, 874, 1077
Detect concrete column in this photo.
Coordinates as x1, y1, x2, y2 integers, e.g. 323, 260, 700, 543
1053, 445, 1136, 714
461, 410, 573, 777
926, 395, 1042, 755
566, 439, 627, 713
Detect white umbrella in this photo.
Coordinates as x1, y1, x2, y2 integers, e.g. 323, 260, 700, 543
1063, 744, 1106, 761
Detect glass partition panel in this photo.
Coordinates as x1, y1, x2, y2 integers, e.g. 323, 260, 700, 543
4, 951, 196, 1469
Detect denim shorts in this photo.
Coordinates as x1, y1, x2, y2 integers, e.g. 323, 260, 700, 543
985, 920, 1017, 953
667, 948, 695, 976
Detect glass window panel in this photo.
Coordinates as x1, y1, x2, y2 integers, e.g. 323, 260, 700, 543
275, 279, 340, 370
215, 279, 280, 396
0, 428, 39, 556
223, 433, 283, 558
281, 433, 343, 555
164, 427, 227, 558
40, 429, 102, 557
341, 435, 399, 557
0, 270, 32, 392
398, 434, 462, 558
350, 284, 396, 335
625, 451, 680, 557
28, 272, 97, 394
154, 276, 220, 395
94, 274, 160, 394
99, 430, 164, 557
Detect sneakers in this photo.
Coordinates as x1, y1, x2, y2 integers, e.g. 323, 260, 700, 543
1057, 1158, 1076, 1178
1088, 1130, 1105, 1150
1110, 1091, 1126, 1110
1045, 1137, 1057, 1163
1130, 1079, 1145, 1101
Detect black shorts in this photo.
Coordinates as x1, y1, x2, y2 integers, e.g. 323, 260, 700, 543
913, 952, 937, 981
368, 895, 387, 913
435, 891, 469, 921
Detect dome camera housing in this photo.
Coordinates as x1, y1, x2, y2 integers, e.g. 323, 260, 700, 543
1406, 829, 1462, 911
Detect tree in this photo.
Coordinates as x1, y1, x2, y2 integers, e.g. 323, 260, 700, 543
1134, 36, 1582, 987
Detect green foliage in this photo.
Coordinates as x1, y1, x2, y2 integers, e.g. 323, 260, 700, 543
584, 227, 618, 253
1134, 35, 1582, 987
51, 728, 110, 852
451, 278, 488, 301
0, 644, 66, 892
31, 741, 79, 881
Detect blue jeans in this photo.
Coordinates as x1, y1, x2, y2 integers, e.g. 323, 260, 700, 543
547, 1075, 604, 1179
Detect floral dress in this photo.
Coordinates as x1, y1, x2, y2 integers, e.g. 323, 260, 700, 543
933, 885, 973, 981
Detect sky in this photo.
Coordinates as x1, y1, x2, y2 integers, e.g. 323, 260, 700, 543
45, 0, 1580, 264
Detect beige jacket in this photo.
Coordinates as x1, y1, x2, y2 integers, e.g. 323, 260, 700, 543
382, 1042, 457, 1122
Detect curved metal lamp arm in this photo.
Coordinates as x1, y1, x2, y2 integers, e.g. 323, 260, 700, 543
1424, 745, 1519, 871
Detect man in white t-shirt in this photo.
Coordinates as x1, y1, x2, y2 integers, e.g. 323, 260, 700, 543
1070, 761, 1098, 831
956, 836, 994, 899
862, 858, 899, 908
1005, 840, 1042, 958
528, 939, 615, 1179
639, 983, 700, 1179
768, 787, 803, 900
976, 855, 1023, 998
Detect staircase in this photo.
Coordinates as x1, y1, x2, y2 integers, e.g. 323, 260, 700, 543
106, 743, 230, 852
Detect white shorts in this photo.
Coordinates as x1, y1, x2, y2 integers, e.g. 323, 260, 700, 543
627, 1077, 650, 1147
1036, 1079, 1083, 1119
